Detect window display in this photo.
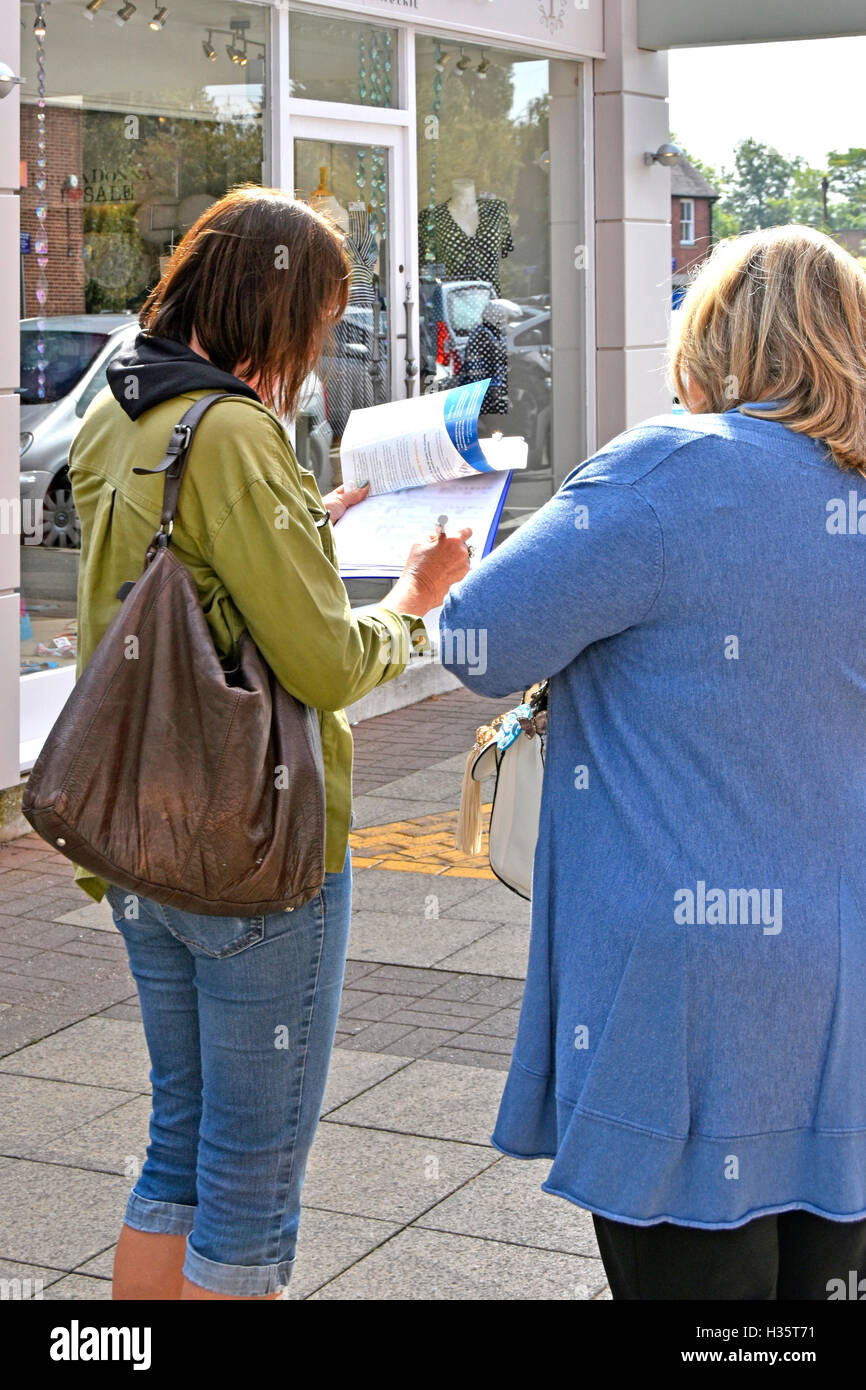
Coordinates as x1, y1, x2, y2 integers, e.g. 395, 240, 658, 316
295, 140, 391, 447
18, 0, 268, 682
415, 37, 554, 494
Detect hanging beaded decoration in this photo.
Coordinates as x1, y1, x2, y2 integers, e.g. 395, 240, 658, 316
368, 31, 392, 240
34, 12, 49, 399
356, 36, 367, 195
424, 43, 445, 263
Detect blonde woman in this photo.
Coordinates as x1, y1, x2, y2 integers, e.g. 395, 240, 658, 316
442, 226, 866, 1299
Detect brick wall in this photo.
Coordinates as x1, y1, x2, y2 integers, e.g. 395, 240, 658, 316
672, 195, 714, 275
20, 103, 85, 318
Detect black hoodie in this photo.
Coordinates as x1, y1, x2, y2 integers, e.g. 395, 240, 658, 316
106, 333, 262, 421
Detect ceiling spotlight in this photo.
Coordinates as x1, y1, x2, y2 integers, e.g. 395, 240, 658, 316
226, 43, 239, 63
115, 2, 136, 24
33, 6, 47, 39
202, 32, 216, 60
149, 5, 167, 29
455, 51, 472, 75
237, 44, 248, 67
434, 47, 448, 74
84, 0, 104, 18
477, 54, 491, 77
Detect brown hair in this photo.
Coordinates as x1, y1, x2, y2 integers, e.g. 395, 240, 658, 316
670, 224, 866, 470
140, 185, 350, 419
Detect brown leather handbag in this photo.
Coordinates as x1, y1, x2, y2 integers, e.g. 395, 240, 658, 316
22, 393, 326, 917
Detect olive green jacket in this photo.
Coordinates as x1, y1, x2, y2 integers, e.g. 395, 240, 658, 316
68, 388, 427, 901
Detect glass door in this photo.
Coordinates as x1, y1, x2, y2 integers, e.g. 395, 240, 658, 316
291, 116, 413, 476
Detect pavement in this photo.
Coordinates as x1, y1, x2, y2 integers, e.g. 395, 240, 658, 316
0, 686, 609, 1301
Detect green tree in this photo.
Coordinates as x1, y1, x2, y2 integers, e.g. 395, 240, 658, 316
723, 139, 796, 230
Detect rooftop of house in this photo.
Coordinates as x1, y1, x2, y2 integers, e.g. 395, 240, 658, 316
671, 154, 719, 200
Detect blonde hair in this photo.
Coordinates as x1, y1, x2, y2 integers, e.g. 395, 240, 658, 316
670, 224, 866, 470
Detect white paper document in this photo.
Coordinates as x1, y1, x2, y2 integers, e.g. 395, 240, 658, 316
334, 469, 517, 579
340, 380, 526, 496
333, 381, 527, 580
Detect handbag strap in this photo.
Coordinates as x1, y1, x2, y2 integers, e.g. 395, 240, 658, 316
133, 392, 242, 540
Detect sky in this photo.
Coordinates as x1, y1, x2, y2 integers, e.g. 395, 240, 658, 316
668, 36, 866, 176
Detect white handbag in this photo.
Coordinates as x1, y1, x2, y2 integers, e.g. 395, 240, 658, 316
456, 682, 548, 900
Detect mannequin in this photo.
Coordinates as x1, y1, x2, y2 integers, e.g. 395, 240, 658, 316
447, 178, 480, 239
310, 166, 349, 233
419, 179, 514, 296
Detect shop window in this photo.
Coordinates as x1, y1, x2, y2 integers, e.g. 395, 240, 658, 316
416, 36, 555, 518
289, 11, 399, 107
18, 0, 268, 688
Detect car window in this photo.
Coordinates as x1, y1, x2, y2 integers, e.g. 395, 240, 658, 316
20, 329, 109, 404
75, 340, 128, 417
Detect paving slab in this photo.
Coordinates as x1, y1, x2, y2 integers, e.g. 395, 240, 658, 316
438, 924, 531, 979
302, 1121, 498, 1222
351, 796, 458, 831
417, 1157, 600, 1257
0, 1018, 150, 1092
327, 1059, 505, 1146
320, 1049, 413, 1115
450, 881, 533, 925
360, 768, 465, 804
44, 1274, 112, 1300
55, 901, 117, 934
0, 1073, 140, 1153
74, 1247, 115, 1280
349, 869, 492, 916
288, 1209, 401, 1300
0, 1259, 66, 1294
0, 1157, 128, 1270
24, 1096, 152, 1176
348, 911, 500, 968
310, 1227, 608, 1301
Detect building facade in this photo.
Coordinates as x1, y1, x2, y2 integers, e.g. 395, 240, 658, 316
671, 153, 717, 305
0, 0, 675, 828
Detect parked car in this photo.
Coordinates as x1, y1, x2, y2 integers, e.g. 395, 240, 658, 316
20, 314, 138, 547
19, 315, 333, 546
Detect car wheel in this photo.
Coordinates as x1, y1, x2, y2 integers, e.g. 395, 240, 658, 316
42, 479, 81, 548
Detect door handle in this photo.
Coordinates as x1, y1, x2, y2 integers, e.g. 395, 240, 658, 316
397, 280, 418, 398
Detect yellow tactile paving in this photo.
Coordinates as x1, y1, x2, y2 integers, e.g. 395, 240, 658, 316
349, 805, 495, 877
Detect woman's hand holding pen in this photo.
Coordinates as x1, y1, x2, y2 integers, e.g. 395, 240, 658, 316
383, 520, 474, 617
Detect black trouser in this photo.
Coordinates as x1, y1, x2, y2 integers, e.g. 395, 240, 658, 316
592, 1210, 866, 1300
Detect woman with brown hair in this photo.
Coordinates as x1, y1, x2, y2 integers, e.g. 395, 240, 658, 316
442, 225, 866, 1299
69, 186, 471, 1300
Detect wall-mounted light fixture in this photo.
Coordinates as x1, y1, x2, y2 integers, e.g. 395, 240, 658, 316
0, 61, 23, 98
644, 142, 682, 167
149, 6, 168, 30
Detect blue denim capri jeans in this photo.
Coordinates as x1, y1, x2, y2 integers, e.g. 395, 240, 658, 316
104, 850, 352, 1296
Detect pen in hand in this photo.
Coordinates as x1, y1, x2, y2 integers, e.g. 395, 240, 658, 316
434, 514, 448, 538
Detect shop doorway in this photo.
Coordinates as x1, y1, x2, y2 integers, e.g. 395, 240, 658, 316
292, 117, 414, 481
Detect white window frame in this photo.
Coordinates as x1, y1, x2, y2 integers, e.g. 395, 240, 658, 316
680, 197, 696, 246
